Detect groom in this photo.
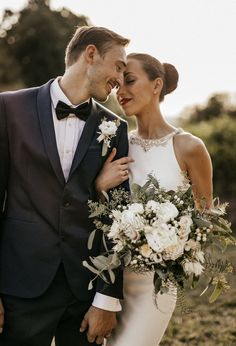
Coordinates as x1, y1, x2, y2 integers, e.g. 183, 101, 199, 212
0, 26, 130, 345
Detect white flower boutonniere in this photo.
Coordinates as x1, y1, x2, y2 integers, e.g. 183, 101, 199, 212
97, 117, 120, 156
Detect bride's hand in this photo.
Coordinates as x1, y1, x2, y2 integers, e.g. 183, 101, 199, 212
96, 148, 134, 193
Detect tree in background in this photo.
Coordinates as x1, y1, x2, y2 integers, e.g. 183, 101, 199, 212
0, 0, 133, 121
180, 94, 236, 227
0, 0, 89, 88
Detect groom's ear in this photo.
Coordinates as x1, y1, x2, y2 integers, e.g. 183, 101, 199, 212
85, 44, 98, 64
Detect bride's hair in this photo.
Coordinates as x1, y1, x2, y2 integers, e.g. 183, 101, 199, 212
127, 53, 179, 102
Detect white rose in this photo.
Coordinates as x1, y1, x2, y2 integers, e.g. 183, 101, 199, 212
140, 244, 152, 258
99, 121, 117, 136
145, 223, 178, 252
158, 201, 179, 223
183, 260, 204, 276
128, 203, 144, 214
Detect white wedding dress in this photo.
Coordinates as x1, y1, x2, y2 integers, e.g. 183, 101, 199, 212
106, 129, 185, 346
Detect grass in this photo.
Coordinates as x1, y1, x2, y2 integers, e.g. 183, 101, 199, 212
161, 247, 236, 346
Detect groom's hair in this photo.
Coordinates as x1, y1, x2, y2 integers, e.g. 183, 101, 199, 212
65, 26, 129, 67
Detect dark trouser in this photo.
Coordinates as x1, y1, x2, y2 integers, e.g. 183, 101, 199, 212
0, 264, 100, 346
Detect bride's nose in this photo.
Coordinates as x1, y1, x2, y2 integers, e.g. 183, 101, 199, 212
116, 84, 125, 98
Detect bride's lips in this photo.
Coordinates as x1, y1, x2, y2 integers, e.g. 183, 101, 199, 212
119, 97, 132, 106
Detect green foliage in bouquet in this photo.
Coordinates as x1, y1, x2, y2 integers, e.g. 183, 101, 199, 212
83, 175, 236, 304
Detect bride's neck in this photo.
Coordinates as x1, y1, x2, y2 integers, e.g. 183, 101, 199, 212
136, 110, 175, 139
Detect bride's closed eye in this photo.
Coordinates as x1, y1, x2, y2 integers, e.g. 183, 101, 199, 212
125, 78, 135, 85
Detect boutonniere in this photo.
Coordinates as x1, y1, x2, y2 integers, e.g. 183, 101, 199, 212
97, 117, 120, 156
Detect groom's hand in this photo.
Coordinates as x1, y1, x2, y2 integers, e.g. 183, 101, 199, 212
0, 298, 4, 333
80, 305, 116, 344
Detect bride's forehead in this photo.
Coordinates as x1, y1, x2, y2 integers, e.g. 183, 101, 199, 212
126, 59, 143, 70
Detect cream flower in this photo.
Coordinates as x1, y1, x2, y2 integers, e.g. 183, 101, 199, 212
163, 238, 186, 261
194, 250, 205, 263
178, 215, 193, 239
140, 244, 152, 258
184, 239, 200, 251
183, 260, 204, 276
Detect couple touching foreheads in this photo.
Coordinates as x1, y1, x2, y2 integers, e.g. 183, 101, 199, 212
0, 26, 212, 346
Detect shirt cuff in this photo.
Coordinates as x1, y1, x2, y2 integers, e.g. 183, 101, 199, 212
92, 293, 122, 312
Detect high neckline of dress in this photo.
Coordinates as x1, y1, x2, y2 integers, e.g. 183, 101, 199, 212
129, 128, 181, 152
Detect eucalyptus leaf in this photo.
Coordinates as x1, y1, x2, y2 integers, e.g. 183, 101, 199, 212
200, 284, 209, 297
108, 269, 116, 283
88, 230, 96, 250
102, 234, 109, 252
88, 281, 93, 290
193, 217, 211, 228
209, 282, 223, 303
102, 190, 109, 202
89, 255, 110, 270
110, 253, 121, 268
123, 250, 132, 266
83, 261, 100, 275
191, 274, 200, 289
155, 269, 167, 280
153, 275, 162, 295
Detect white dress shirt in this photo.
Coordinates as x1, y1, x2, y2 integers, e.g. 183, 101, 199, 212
50, 78, 121, 311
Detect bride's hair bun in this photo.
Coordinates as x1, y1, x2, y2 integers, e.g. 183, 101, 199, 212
163, 63, 179, 95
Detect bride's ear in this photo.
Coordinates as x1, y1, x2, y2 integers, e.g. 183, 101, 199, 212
153, 78, 163, 95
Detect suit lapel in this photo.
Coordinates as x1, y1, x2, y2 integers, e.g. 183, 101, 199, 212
37, 80, 65, 186
68, 99, 101, 179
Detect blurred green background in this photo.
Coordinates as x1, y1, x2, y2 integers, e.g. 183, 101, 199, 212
1, 2, 236, 344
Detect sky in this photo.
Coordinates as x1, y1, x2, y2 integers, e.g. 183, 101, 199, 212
1, 0, 236, 118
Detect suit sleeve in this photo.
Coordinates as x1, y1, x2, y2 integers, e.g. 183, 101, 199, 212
95, 120, 130, 299
0, 94, 9, 221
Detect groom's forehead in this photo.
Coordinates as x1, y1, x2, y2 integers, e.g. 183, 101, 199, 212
104, 45, 127, 64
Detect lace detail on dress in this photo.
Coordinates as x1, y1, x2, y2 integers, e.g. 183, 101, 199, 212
129, 128, 181, 152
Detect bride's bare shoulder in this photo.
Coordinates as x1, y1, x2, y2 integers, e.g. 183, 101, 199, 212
174, 130, 207, 157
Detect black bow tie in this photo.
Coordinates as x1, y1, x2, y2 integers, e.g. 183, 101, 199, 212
55, 100, 92, 121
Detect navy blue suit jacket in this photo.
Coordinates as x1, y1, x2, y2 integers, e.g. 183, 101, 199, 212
0, 80, 129, 300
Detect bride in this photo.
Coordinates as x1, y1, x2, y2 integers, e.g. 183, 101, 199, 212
95, 53, 213, 346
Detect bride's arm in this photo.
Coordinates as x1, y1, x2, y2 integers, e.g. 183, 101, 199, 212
175, 133, 213, 209
95, 148, 134, 194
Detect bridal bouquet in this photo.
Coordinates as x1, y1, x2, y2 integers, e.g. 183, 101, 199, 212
83, 175, 235, 303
